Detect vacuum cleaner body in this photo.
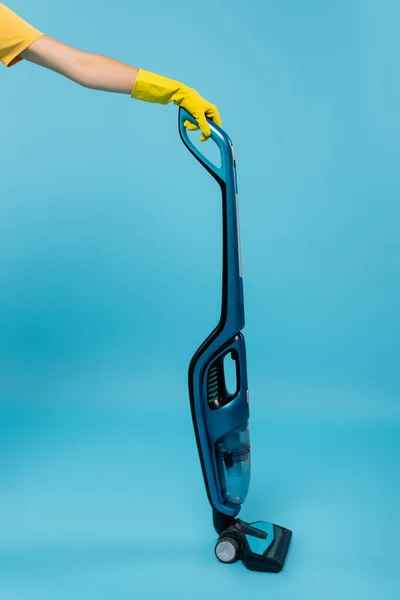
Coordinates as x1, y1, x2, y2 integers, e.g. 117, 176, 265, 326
179, 108, 292, 572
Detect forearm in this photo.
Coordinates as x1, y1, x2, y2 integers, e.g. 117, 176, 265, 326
20, 36, 138, 94
73, 51, 139, 94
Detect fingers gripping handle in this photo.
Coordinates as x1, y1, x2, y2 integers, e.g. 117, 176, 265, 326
178, 107, 232, 183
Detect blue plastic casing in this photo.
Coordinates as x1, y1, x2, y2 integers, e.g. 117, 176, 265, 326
179, 108, 250, 519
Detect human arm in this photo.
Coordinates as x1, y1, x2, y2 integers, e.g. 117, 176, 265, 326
21, 35, 222, 140
0, 3, 221, 140
20, 35, 139, 94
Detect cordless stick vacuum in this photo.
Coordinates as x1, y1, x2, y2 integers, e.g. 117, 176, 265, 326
178, 107, 292, 572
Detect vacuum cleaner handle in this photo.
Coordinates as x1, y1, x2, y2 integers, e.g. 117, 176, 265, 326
178, 106, 244, 324
178, 107, 231, 183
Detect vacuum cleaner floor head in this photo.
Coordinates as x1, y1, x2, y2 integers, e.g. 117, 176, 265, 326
215, 520, 292, 573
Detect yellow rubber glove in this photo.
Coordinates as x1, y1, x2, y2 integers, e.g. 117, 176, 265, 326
131, 69, 222, 141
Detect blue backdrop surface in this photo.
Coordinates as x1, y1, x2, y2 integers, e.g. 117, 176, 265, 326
1, 1, 399, 599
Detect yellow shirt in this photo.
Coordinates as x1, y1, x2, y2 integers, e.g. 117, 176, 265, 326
0, 3, 44, 67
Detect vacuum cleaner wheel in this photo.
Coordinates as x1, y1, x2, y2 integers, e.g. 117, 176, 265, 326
214, 537, 240, 564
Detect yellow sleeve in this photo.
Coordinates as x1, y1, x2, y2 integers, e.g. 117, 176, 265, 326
0, 3, 44, 67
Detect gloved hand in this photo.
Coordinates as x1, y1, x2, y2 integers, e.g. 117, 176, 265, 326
131, 69, 222, 141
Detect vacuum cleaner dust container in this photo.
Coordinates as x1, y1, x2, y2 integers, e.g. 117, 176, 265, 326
216, 423, 251, 505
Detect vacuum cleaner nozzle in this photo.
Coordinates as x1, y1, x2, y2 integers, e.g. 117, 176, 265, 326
215, 519, 292, 573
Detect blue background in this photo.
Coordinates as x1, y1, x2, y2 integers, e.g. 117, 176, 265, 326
1, 1, 399, 598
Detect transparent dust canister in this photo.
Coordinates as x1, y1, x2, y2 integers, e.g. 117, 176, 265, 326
216, 423, 251, 505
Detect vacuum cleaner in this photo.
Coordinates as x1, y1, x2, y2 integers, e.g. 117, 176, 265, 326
178, 107, 292, 572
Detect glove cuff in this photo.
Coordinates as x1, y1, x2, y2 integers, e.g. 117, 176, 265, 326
130, 68, 184, 105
